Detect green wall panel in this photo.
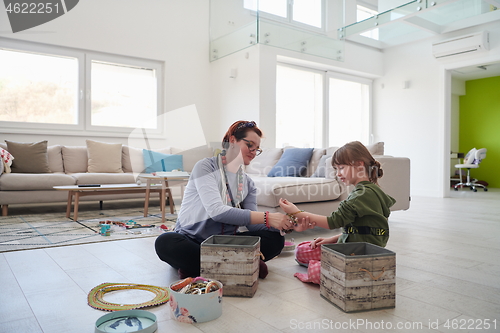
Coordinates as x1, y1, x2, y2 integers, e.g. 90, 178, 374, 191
459, 76, 500, 188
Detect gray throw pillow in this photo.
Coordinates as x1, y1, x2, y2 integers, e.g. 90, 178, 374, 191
5, 140, 51, 173
311, 154, 330, 178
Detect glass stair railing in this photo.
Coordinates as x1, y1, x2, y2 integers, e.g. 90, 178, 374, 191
257, 21, 345, 61
209, 0, 499, 62
209, 0, 345, 62
340, 0, 499, 48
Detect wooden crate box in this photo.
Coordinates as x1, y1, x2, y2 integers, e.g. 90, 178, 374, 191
320, 242, 396, 312
200, 235, 260, 297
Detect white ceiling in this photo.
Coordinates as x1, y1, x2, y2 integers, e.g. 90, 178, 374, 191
451, 61, 500, 81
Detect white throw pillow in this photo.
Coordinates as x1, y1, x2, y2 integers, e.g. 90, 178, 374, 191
86, 140, 123, 173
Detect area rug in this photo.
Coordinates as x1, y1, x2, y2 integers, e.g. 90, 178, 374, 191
0, 208, 177, 253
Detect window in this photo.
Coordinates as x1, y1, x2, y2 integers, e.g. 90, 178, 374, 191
276, 64, 323, 148
90, 61, 157, 129
276, 64, 372, 148
0, 39, 162, 135
244, 0, 324, 30
0, 49, 78, 125
328, 73, 371, 147
293, 0, 323, 28
256, 0, 287, 18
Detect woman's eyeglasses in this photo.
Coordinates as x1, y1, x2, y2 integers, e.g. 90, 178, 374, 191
241, 139, 263, 156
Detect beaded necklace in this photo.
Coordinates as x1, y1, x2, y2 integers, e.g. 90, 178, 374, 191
219, 150, 244, 235
220, 150, 244, 207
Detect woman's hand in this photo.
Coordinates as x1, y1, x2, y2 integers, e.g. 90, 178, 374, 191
267, 212, 293, 230
279, 198, 299, 214
293, 216, 316, 232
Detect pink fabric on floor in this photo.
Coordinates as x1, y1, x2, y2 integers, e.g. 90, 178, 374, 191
295, 241, 321, 264
294, 241, 322, 284
294, 260, 321, 284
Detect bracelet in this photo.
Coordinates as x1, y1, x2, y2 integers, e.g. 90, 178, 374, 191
286, 213, 299, 227
290, 210, 304, 215
264, 211, 270, 228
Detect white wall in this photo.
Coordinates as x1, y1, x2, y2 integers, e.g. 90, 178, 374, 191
0, 0, 216, 147
451, 78, 466, 155
209, 45, 261, 145
373, 21, 500, 197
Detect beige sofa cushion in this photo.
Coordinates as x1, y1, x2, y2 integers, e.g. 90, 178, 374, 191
366, 142, 384, 155
325, 157, 337, 179
326, 146, 340, 157
305, 148, 326, 177
325, 142, 383, 164
171, 146, 213, 173
86, 140, 123, 173
0, 173, 76, 190
246, 148, 283, 176
250, 175, 342, 208
48, 145, 64, 173
70, 173, 135, 185
1, 143, 68, 174
311, 154, 330, 178
62, 146, 88, 173
5, 140, 51, 173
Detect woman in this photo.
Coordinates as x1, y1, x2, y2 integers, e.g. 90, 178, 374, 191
155, 120, 293, 279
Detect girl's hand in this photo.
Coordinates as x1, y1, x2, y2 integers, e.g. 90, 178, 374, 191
293, 216, 316, 232
279, 198, 299, 214
309, 236, 337, 249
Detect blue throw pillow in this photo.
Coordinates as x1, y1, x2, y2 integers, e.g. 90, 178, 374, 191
267, 148, 314, 177
142, 149, 183, 173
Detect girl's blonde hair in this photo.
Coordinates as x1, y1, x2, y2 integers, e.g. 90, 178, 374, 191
332, 141, 383, 185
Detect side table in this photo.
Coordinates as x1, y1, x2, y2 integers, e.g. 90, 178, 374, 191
139, 173, 190, 222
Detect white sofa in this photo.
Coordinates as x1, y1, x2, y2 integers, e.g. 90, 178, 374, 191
0, 141, 410, 216
246, 144, 410, 215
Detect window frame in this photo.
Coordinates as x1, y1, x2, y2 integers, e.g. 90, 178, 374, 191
245, 0, 326, 33
0, 38, 164, 138
0, 39, 85, 133
84, 52, 164, 135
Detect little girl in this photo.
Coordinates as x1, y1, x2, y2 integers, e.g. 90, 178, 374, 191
280, 141, 396, 284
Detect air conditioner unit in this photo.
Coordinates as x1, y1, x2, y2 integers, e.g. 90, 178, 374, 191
432, 31, 489, 59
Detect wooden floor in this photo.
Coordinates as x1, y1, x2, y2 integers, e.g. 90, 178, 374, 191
1, 189, 499, 333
